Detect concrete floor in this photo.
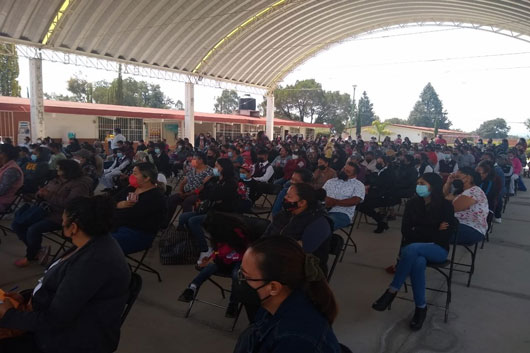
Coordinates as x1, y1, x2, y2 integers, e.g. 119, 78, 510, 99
1, 193, 530, 353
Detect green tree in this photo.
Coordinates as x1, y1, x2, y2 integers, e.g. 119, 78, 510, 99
66, 74, 93, 102
385, 117, 408, 124
273, 79, 327, 123
0, 43, 21, 97
408, 83, 451, 129
214, 89, 239, 114
475, 118, 510, 139
524, 118, 530, 133
314, 90, 352, 134
357, 91, 375, 127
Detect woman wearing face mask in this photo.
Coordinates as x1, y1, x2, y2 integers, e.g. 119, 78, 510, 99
111, 163, 167, 255
233, 236, 340, 353
20, 146, 50, 194
12, 160, 93, 267
152, 143, 171, 178
228, 146, 244, 168
263, 183, 331, 274
312, 156, 336, 189
444, 167, 489, 245
373, 173, 457, 330
0, 196, 130, 353
178, 158, 239, 264
100, 148, 131, 191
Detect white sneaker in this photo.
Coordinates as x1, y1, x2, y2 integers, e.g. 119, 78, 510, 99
197, 248, 213, 265
494, 218, 502, 224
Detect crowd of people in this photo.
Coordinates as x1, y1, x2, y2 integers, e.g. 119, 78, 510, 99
0, 128, 527, 352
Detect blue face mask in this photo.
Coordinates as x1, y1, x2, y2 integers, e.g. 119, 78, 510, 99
117, 152, 123, 158
31, 154, 37, 162
155, 148, 161, 154
416, 184, 431, 198
227, 152, 233, 158
213, 168, 220, 177
239, 173, 248, 180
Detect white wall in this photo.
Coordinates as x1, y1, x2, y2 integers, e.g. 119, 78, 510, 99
360, 125, 425, 143
44, 113, 98, 142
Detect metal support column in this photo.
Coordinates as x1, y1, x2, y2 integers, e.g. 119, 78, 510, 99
184, 82, 195, 144
29, 56, 45, 141
266, 92, 274, 139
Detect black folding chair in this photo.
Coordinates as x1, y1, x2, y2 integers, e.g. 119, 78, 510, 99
337, 222, 356, 262
327, 234, 344, 283
247, 183, 282, 219
121, 272, 143, 326
401, 229, 458, 323
42, 230, 71, 262
481, 210, 494, 249
0, 190, 23, 239
126, 246, 162, 282
453, 241, 479, 288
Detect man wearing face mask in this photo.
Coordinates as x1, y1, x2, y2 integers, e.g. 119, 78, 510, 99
362, 151, 377, 173
100, 148, 131, 191
252, 149, 274, 183
323, 162, 365, 230
152, 143, 171, 178
359, 155, 397, 233
312, 156, 336, 189
435, 149, 458, 183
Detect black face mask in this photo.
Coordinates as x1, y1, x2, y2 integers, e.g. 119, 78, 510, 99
338, 171, 348, 181
233, 280, 270, 306
282, 200, 299, 212
414, 158, 421, 165
452, 179, 464, 190
318, 165, 326, 170
376, 163, 384, 170
258, 157, 266, 163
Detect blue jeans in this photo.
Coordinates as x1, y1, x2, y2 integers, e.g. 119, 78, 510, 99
271, 183, 290, 217
390, 243, 448, 307
327, 212, 351, 230
112, 227, 155, 255
12, 218, 61, 260
191, 262, 240, 304
179, 212, 208, 252
518, 177, 527, 191
452, 223, 484, 245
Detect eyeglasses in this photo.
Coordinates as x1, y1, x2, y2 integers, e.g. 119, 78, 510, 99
237, 269, 270, 283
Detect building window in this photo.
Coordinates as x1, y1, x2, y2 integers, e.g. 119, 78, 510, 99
243, 124, 265, 136
98, 117, 143, 142
216, 123, 242, 141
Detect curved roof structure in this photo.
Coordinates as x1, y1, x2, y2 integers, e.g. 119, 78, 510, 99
1, 0, 530, 89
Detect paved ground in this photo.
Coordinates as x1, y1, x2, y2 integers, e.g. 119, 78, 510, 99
1, 192, 530, 353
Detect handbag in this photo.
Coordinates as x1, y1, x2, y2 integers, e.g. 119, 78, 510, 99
159, 225, 199, 265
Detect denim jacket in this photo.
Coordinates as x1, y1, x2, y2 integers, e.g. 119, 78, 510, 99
233, 289, 340, 353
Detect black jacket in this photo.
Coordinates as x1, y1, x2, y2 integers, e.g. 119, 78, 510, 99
200, 176, 238, 212
0, 235, 131, 353
401, 197, 458, 251
393, 164, 418, 199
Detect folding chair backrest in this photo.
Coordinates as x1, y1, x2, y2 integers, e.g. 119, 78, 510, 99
327, 234, 344, 283
121, 272, 143, 326
243, 216, 271, 241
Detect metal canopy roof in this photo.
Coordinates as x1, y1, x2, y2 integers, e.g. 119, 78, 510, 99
1, 0, 530, 90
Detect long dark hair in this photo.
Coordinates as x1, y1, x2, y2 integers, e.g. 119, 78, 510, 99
64, 196, 115, 237
459, 166, 481, 186
417, 172, 444, 221
216, 158, 235, 180
291, 183, 326, 209
250, 236, 338, 324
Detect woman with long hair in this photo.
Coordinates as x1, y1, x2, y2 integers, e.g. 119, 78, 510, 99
372, 173, 457, 331
233, 236, 340, 353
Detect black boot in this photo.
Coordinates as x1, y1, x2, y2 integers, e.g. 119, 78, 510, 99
409, 306, 427, 331
373, 221, 389, 233
372, 290, 397, 311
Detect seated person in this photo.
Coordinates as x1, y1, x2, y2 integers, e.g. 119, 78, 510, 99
311, 156, 336, 189
444, 167, 489, 245
252, 149, 274, 183
372, 173, 457, 331
178, 212, 251, 318
271, 168, 313, 217
21, 146, 50, 194
0, 196, 130, 353
348, 153, 367, 183
476, 160, 501, 213
393, 154, 418, 199
0, 144, 23, 212
271, 146, 292, 180
167, 152, 213, 218
12, 160, 93, 267
323, 162, 365, 231
361, 151, 377, 173
112, 162, 167, 255
15, 146, 30, 170
435, 149, 458, 183
233, 236, 340, 352
415, 152, 434, 176
274, 150, 307, 185
73, 149, 99, 188
228, 146, 244, 169
359, 155, 397, 233
100, 148, 131, 191
178, 158, 239, 264
152, 142, 171, 177
263, 182, 331, 274
47, 142, 66, 172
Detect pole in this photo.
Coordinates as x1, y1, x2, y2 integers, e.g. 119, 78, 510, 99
266, 92, 274, 139
29, 55, 45, 141
184, 82, 195, 144
351, 84, 357, 135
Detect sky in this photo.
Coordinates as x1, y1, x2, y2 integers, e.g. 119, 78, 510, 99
16, 25, 530, 136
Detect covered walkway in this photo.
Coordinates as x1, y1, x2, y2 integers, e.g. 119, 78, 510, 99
1, 192, 529, 352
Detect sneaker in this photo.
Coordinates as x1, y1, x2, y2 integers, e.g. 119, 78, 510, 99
197, 248, 213, 265
178, 288, 195, 303
14, 258, 30, 268
37, 246, 51, 266
494, 218, 502, 224
225, 302, 239, 318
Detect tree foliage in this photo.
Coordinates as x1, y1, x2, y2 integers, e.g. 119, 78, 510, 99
524, 118, 530, 133
0, 43, 21, 97
357, 91, 376, 127
46, 72, 180, 109
273, 79, 354, 133
408, 83, 451, 129
214, 89, 239, 114
385, 117, 408, 125
475, 118, 510, 139
368, 119, 392, 142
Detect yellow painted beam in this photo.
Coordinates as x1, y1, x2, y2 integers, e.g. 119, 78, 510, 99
42, 0, 71, 45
